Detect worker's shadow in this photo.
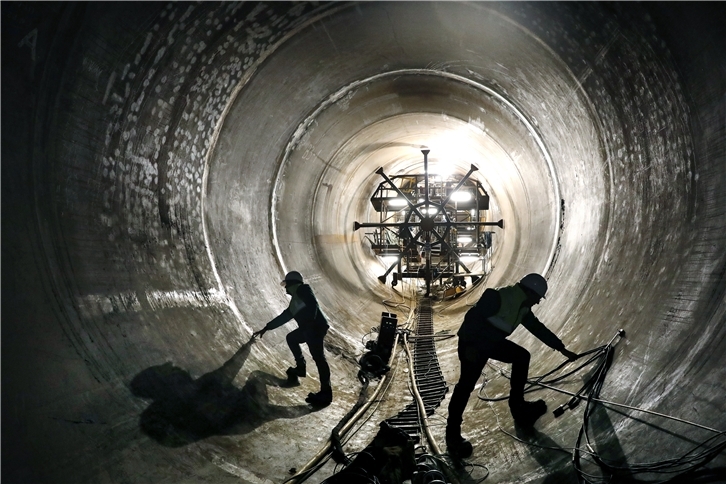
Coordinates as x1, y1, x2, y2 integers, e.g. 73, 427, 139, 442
513, 423, 579, 483
513, 400, 634, 483
129, 339, 311, 447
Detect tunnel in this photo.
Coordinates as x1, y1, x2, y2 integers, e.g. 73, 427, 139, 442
2, 1, 725, 483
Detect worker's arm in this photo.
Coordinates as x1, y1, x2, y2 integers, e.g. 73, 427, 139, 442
560, 348, 579, 361
253, 309, 293, 339
520, 313, 579, 360
520, 312, 565, 350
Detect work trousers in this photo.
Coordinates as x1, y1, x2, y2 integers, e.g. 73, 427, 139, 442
447, 337, 530, 431
286, 326, 331, 391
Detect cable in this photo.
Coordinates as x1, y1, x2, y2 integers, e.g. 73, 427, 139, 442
361, 326, 379, 346
477, 344, 615, 403
570, 335, 726, 483
424, 448, 491, 484
475, 330, 726, 483
382, 278, 414, 315
340, 348, 403, 447
284, 331, 405, 484
299, 323, 419, 483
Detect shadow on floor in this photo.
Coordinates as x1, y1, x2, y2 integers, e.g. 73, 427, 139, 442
512, 401, 636, 483
664, 467, 726, 483
129, 339, 312, 447
513, 424, 578, 484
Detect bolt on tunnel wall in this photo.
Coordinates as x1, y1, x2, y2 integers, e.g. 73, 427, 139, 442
2, 1, 725, 483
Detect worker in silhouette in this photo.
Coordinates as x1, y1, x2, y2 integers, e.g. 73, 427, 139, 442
253, 271, 333, 407
446, 273, 579, 458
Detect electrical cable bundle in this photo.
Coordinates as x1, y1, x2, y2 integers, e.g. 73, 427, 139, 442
478, 330, 726, 483
285, 307, 417, 484
569, 332, 726, 483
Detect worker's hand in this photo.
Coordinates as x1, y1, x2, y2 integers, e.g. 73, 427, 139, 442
252, 328, 267, 340
560, 348, 579, 361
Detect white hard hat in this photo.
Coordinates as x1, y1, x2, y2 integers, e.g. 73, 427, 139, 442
519, 273, 547, 298
281, 271, 304, 286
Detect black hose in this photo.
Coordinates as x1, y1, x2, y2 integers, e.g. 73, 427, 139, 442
330, 371, 373, 465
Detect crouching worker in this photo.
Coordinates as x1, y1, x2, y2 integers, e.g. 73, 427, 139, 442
446, 273, 578, 458
252, 271, 333, 407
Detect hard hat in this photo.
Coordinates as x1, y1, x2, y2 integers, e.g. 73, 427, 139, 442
519, 273, 547, 298
281, 270, 304, 286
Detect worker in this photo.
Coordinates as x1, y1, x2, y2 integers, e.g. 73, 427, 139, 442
445, 273, 579, 458
252, 271, 333, 407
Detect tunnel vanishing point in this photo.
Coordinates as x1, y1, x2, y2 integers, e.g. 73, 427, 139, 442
2, 2, 726, 483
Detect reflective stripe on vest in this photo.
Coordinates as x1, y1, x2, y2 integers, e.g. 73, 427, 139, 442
487, 284, 529, 335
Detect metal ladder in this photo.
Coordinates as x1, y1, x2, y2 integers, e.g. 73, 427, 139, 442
385, 298, 448, 439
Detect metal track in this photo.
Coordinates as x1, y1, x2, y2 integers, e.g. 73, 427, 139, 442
385, 298, 448, 439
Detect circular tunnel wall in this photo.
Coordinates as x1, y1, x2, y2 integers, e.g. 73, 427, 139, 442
2, 2, 725, 483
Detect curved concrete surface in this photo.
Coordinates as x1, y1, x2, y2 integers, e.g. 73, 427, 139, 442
3, 2, 725, 483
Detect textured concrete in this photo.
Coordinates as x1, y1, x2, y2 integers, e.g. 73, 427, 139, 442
2, 2, 725, 483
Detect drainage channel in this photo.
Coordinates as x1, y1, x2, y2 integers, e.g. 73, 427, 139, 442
385, 298, 448, 439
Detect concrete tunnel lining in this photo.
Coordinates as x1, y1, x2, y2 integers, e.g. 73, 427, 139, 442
2, 1, 725, 483
270, 69, 566, 290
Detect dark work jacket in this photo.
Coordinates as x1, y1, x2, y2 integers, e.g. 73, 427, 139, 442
457, 285, 564, 350
264, 283, 329, 333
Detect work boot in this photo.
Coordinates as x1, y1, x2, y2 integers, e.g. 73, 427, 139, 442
509, 399, 547, 428
286, 359, 306, 379
445, 426, 473, 458
305, 388, 333, 407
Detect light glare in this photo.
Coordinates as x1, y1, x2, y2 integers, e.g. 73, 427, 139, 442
451, 191, 472, 202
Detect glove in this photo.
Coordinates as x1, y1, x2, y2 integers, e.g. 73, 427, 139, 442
252, 327, 268, 339
560, 348, 579, 361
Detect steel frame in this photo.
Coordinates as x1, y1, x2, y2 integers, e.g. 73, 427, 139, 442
354, 149, 504, 297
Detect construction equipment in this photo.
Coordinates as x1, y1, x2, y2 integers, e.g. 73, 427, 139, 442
354, 149, 503, 297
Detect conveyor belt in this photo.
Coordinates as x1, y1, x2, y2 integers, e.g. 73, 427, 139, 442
385, 298, 448, 439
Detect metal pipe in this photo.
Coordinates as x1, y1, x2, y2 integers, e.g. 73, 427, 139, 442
422, 149, 430, 209
439, 164, 479, 208
375, 167, 426, 220
354, 220, 504, 229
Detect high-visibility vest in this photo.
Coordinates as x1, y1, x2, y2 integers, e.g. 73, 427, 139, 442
487, 284, 530, 335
